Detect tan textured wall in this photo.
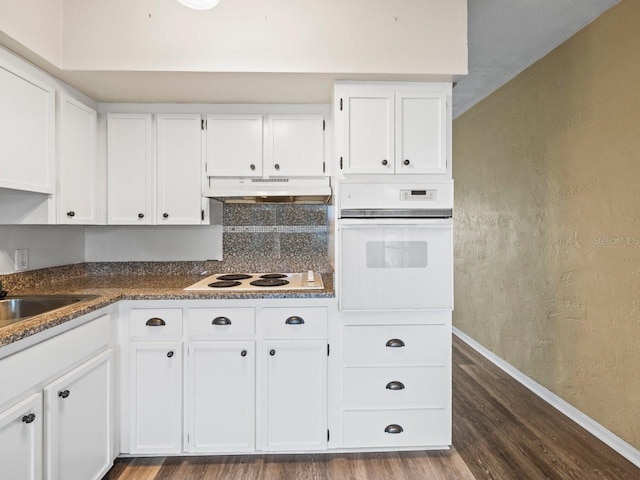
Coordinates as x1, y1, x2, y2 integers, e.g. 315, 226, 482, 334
453, 0, 640, 448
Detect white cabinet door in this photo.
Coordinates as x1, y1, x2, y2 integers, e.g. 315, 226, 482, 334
188, 341, 255, 453
262, 340, 327, 451
206, 115, 263, 177
57, 94, 99, 224
0, 64, 55, 194
156, 114, 203, 224
266, 115, 324, 177
0, 393, 43, 480
395, 93, 447, 175
107, 113, 154, 224
342, 92, 394, 174
130, 342, 182, 454
44, 350, 113, 480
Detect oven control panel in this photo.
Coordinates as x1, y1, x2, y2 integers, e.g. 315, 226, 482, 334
400, 189, 437, 201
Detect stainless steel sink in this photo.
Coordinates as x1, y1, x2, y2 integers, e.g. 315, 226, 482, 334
0, 295, 98, 328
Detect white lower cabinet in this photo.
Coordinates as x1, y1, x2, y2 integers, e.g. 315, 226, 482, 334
262, 340, 327, 451
44, 349, 113, 480
0, 393, 43, 480
187, 341, 255, 453
129, 342, 182, 454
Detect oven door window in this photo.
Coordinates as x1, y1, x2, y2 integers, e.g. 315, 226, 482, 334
340, 224, 452, 311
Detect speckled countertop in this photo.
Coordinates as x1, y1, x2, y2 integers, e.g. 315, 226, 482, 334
0, 271, 334, 349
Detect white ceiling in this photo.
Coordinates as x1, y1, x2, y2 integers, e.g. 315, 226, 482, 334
453, 0, 619, 118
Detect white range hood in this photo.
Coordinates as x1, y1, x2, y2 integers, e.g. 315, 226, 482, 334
203, 177, 332, 203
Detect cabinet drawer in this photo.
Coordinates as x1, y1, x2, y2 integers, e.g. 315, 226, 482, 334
129, 309, 183, 339
188, 308, 255, 338
343, 409, 450, 448
343, 366, 449, 409
343, 325, 448, 366
261, 307, 327, 339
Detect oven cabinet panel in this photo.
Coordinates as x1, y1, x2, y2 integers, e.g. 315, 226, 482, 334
187, 341, 255, 453
129, 342, 182, 454
206, 114, 263, 177
262, 340, 327, 451
265, 115, 325, 177
339, 223, 453, 310
395, 93, 447, 175
341, 92, 395, 174
44, 350, 113, 480
0, 393, 43, 480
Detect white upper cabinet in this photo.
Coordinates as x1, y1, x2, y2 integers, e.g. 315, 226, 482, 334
107, 114, 155, 224
0, 63, 55, 193
336, 82, 451, 177
206, 114, 263, 177
156, 114, 203, 224
266, 115, 325, 177
57, 94, 99, 224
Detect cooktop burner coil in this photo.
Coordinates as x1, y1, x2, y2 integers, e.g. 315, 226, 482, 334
250, 278, 290, 287
217, 274, 253, 281
208, 280, 243, 288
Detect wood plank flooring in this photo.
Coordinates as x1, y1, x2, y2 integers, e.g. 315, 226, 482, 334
102, 335, 640, 480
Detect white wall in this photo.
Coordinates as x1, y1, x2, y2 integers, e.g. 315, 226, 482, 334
0, 225, 85, 274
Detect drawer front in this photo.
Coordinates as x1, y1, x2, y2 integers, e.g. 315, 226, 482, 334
343, 324, 448, 366
129, 309, 183, 339
343, 366, 449, 409
343, 409, 450, 448
261, 307, 327, 339
188, 308, 255, 338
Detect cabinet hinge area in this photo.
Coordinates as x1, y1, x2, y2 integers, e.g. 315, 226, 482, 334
340, 98, 343, 111
201, 119, 207, 130
339, 157, 343, 170
327, 343, 330, 356
327, 429, 330, 442
322, 120, 326, 131
201, 210, 205, 221
322, 161, 326, 173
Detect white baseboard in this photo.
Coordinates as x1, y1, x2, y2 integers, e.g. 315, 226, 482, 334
453, 327, 640, 469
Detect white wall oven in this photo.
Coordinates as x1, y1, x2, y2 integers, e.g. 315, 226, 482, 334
338, 182, 453, 311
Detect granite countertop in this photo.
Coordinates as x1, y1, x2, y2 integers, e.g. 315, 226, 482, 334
0, 272, 335, 349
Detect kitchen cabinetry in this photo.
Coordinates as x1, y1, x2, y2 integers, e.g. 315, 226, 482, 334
57, 93, 99, 224
206, 114, 325, 178
0, 61, 55, 194
340, 312, 451, 449
0, 393, 43, 480
128, 308, 183, 454
44, 349, 113, 480
107, 113, 154, 224
261, 307, 328, 451
335, 82, 451, 176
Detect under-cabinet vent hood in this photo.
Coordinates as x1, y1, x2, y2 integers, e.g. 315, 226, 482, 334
203, 177, 332, 204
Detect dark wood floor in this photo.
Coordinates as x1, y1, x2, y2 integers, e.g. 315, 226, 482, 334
103, 335, 640, 480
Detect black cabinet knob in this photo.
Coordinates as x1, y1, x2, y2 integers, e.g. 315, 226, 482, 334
386, 381, 406, 390
22, 413, 36, 424
58, 390, 70, 399
146, 317, 166, 326
167, 351, 174, 358
285, 316, 304, 325
138, 213, 145, 219
385, 424, 404, 434
274, 163, 280, 170
385, 338, 405, 348
241, 350, 247, 357
67, 211, 75, 217
212, 316, 231, 325
269, 349, 276, 356
403, 159, 410, 166
250, 164, 256, 170
381, 159, 388, 166
163, 213, 169, 218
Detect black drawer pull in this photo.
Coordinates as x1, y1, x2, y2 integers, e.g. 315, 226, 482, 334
58, 390, 70, 399
146, 318, 166, 327
384, 424, 404, 434
212, 316, 231, 325
386, 381, 405, 391
22, 413, 36, 424
285, 316, 305, 325
385, 338, 405, 348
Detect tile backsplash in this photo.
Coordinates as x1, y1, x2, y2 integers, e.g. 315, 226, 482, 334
220, 203, 332, 273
